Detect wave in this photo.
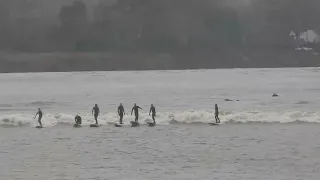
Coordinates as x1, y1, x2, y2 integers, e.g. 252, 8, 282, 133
0, 104, 13, 108
295, 101, 310, 105
28, 101, 58, 106
1, 110, 320, 128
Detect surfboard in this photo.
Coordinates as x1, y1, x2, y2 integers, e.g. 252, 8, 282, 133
208, 123, 220, 126
90, 124, 99, 127
73, 124, 82, 128
147, 122, 156, 127
35, 126, 43, 128
114, 123, 123, 127
130, 121, 140, 127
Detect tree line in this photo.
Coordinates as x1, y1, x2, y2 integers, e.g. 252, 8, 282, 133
0, 0, 319, 53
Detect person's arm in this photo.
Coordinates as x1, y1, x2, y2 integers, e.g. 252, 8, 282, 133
98, 108, 100, 115
131, 108, 133, 115
149, 108, 151, 115
34, 112, 38, 119
138, 106, 142, 110
92, 108, 94, 115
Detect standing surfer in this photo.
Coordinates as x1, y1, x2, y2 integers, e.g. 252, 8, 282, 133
118, 103, 125, 124
149, 104, 156, 123
34, 108, 43, 127
131, 103, 142, 122
215, 104, 220, 123
75, 115, 82, 124
92, 104, 100, 124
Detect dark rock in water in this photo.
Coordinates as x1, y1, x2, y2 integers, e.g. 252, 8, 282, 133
272, 93, 279, 97
225, 99, 240, 102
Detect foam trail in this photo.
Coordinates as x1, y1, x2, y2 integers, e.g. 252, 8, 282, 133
1, 110, 320, 128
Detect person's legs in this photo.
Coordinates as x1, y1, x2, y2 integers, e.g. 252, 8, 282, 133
152, 114, 155, 123
120, 114, 123, 124
38, 116, 42, 126
215, 115, 220, 123
94, 114, 98, 124
135, 113, 139, 122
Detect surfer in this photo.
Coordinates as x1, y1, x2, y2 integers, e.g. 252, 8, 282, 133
118, 103, 125, 124
75, 115, 82, 124
149, 104, 156, 123
131, 103, 142, 122
34, 108, 43, 127
215, 104, 220, 123
92, 104, 100, 124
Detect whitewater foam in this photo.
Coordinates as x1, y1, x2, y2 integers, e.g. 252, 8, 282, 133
1, 110, 320, 128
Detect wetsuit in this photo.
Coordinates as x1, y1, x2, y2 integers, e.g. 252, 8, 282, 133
36, 110, 43, 126
118, 105, 125, 124
75, 115, 82, 124
131, 105, 142, 122
149, 106, 156, 123
92, 106, 100, 124
215, 105, 220, 123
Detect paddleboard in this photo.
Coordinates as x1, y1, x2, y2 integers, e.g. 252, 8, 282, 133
147, 122, 156, 127
90, 124, 99, 127
208, 123, 220, 126
130, 121, 140, 127
114, 123, 123, 127
35, 126, 43, 128
73, 124, 82, 128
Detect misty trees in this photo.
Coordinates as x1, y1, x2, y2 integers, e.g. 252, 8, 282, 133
0, 0, 319, 53
246, 0, 320, 48
54, 0, 88, 51
89, 0, 244, 52
0, 1, 10, 49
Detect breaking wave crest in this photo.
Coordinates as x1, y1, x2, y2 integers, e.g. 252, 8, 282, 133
1, 110, 320, 128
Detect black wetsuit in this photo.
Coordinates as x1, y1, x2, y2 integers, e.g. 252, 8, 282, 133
131, 105, 142, 122
75, 115, 82, 124
215, 106, 220, 123
92, 106, 99, 124
149, 106, 156, 123
36, 110, 43, 126
118, 105, 125, 124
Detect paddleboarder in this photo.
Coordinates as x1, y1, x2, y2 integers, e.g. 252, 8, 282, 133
34, 108, 43, 127
118, 103, 125, 124
131, 103, 142, 122
215, 104, 220, 123
149, 104, 156, 123
92, 104, 100, 124
75, 115, 82, 124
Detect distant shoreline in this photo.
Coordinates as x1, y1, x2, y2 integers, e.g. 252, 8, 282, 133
0, 51, 319, 73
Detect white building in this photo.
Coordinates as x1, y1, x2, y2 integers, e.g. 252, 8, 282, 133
299, 30, 320, 43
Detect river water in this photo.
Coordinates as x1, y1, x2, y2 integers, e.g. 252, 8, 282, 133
0, 68, 320, 179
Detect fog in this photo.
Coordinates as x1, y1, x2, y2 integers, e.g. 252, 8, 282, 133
0, 0, 319, 72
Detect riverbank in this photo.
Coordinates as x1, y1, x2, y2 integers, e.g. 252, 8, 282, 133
0, 50, 319, 73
